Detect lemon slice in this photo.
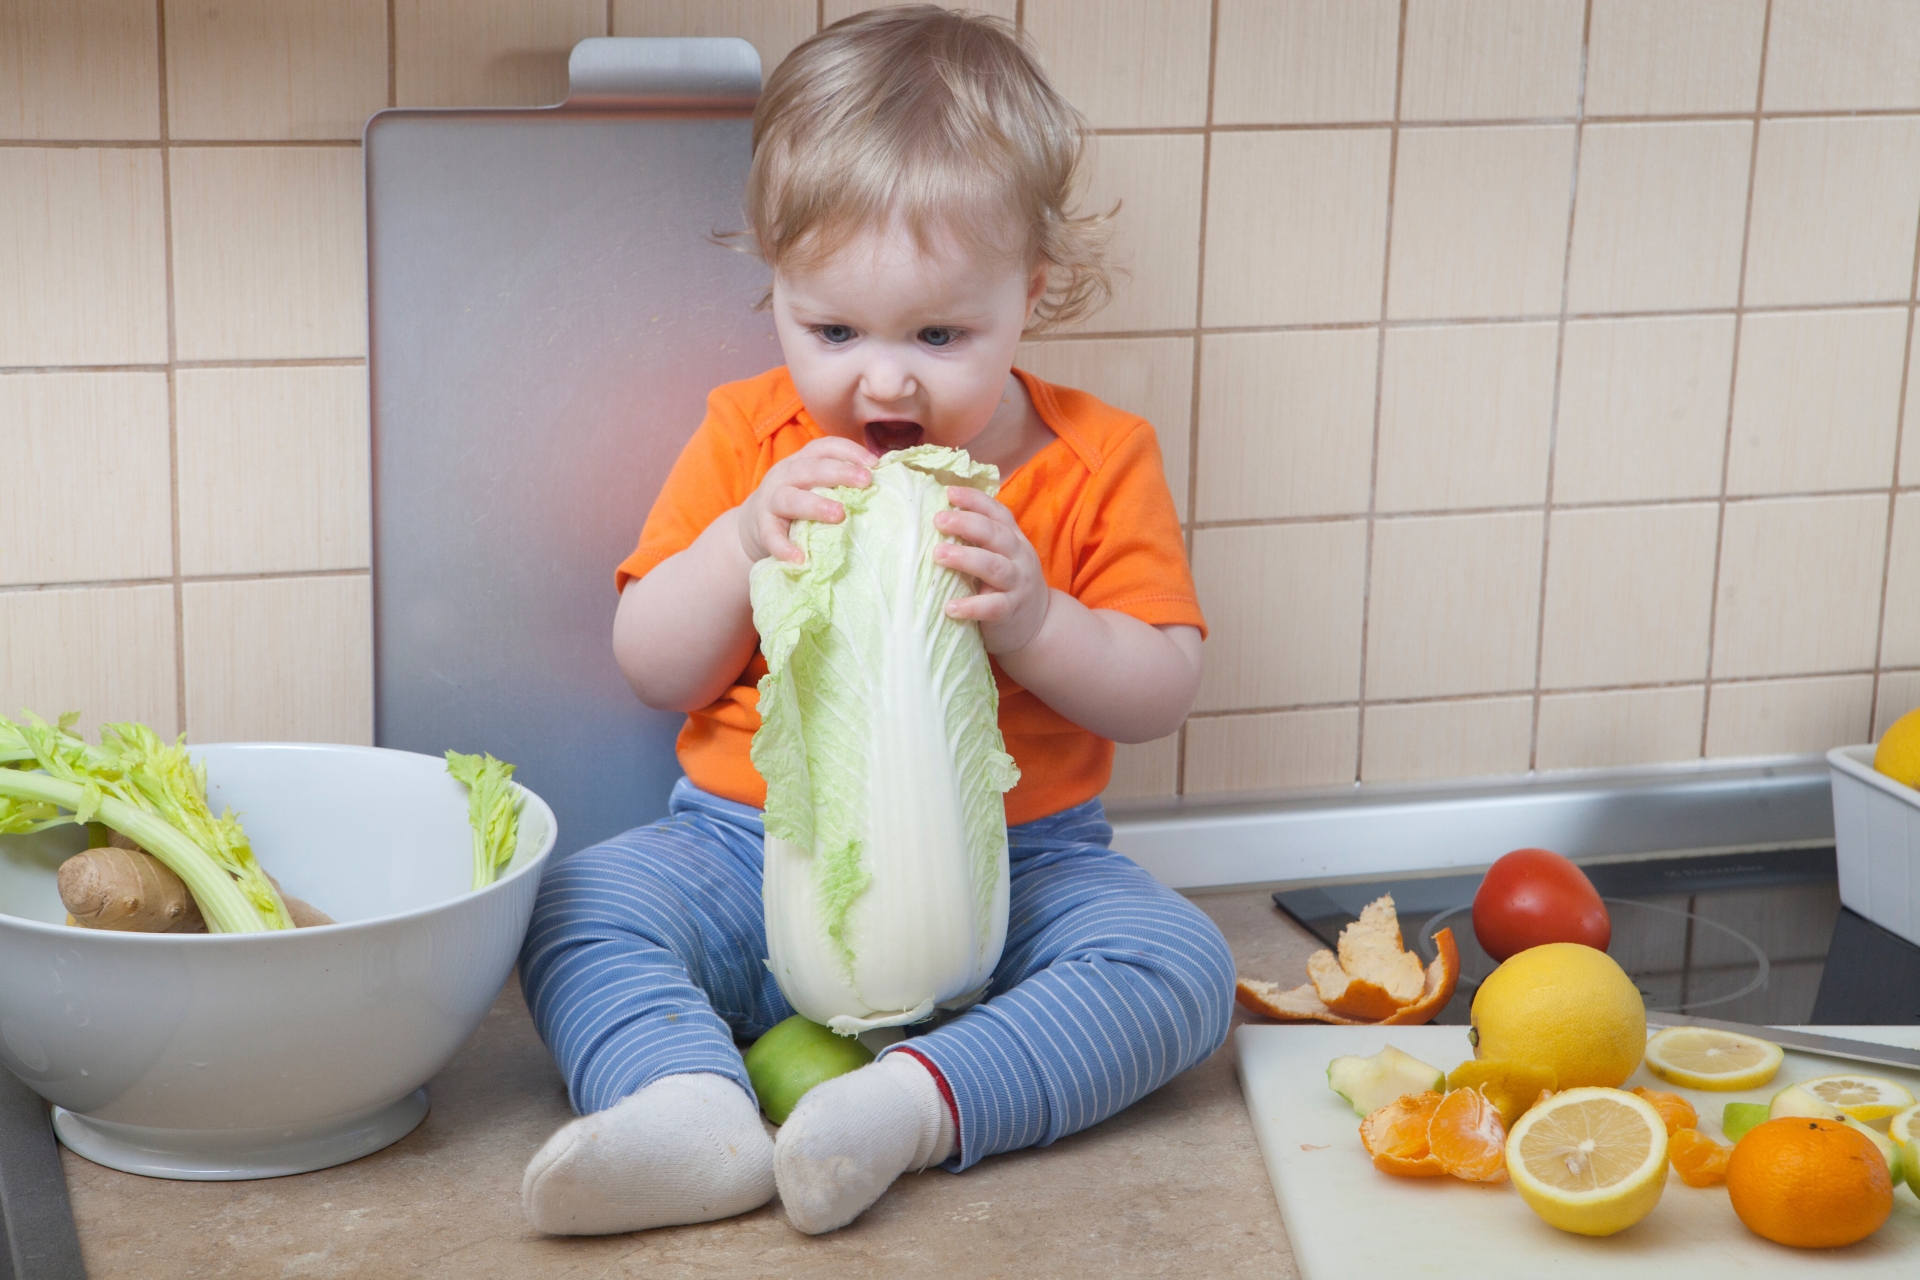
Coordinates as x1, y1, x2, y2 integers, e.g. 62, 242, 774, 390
1787, 1073, 1916, 1123
1890, 1102, 1919, 1145
1505, 1087, 1669, 1236
1641, 1026, 1783, 1091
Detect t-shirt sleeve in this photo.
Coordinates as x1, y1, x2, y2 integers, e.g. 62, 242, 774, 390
1072, 420, 1207, 638
614, 388, 757, 593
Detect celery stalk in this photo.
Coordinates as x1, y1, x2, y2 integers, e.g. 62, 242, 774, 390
0, 767, 270, 932
446, 750, 522, 889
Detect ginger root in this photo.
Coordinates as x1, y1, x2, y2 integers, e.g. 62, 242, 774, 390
57, 848, 335, 932
59, 846, 205, 933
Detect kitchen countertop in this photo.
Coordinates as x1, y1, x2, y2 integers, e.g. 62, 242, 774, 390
62, 889, 1316, 1279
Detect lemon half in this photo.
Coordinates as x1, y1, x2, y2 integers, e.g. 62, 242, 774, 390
1642, 1026, 1783, 1091
1505, 1087, 1669, 1237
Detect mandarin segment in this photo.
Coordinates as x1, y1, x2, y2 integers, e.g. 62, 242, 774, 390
1429, 1085, 1509, 1182
1359, 1091, 1446, 1177
1632, 1087, 1699, 1136
1668, 1127, 1731, 1187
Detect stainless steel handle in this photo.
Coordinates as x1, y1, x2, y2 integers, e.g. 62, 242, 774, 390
564, 37, 761, 110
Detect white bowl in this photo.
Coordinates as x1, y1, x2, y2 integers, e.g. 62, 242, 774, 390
0, 742, 557, 1180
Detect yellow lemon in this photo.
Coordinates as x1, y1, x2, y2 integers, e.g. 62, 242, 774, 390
1875, 706, 1920, 788
1470, 943, 1645, 1089
1506, 1087, 1670, 1236
1642, 1026, 1783, 1091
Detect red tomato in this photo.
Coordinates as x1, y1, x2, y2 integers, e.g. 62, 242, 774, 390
1471, 848, 1611, 962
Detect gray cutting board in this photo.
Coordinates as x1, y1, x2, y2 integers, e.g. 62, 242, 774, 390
1236, 1023, 1920, 1277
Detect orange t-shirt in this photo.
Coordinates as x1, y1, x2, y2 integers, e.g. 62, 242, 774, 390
616, 365, 1207, 826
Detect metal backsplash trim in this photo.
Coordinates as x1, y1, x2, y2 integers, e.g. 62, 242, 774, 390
1110, 755, 1834, 891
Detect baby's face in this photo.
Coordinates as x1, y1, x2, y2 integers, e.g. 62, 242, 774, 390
771, 218, 1045, 463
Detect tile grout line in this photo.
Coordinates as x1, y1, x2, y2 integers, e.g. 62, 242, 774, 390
1866, 166, 1920, 739
1701, 0, 1774, 758
1174, 668, 1908, 723
0, 358, 370, 376
387, 0, 397, 108
0, 569, 373, 598
155, 0, 188, 741
0, 139, 365, 149
1016, 295, 1920, 342
1528, 0, 1595, 771
1077, 107, 1920, 135
28, 106, 1920, 152
1352, 0, 1411, 787
1173, 0, 1220, 798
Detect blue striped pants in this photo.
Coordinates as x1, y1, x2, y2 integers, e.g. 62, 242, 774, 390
518, 779, 1234, 1171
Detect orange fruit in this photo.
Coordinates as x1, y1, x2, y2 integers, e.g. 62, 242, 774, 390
1726, 1118, 1894, 1248
1429, 1086, 1508, 1182
1668, 1127, 1731, 1187
1359, 1091, 1446, 1177
1632, 1087, 1699, 1136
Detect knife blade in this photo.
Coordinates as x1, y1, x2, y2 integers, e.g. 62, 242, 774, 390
1643, 1011, 1920, 1073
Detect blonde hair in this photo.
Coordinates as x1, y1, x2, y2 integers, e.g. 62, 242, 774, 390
744, 5, 1112, 330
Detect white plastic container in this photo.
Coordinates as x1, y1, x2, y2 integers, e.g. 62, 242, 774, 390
1828, 744, 1920, 947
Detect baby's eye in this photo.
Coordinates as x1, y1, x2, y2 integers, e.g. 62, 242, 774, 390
814, 324, 856, 345
919, 327, 961, 348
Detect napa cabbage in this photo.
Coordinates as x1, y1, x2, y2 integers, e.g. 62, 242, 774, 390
750, 445, 1019, 1036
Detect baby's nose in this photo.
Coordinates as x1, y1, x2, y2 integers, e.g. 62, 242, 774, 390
860, 358, 918, 402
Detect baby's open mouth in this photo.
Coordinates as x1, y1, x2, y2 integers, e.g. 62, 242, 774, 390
864, 420, 924, 455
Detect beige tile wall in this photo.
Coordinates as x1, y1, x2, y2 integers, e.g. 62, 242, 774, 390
4, 1, 1918, 802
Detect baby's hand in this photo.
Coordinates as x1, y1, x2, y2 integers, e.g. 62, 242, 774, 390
934, 486, 1050, 655
737, 437, 878, 564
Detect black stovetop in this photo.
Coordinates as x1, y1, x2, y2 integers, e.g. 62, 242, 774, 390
1273, 845, 1920, 1027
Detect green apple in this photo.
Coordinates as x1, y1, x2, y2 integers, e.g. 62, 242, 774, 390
1721, 1102, 1769, 1144
744, 1014, 875, 1124
1327, 1045, 1445, 1117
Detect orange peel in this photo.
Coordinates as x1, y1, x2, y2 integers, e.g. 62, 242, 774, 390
1236, 921, 1460, 1027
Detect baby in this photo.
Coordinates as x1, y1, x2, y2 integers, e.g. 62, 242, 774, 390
518, 6, 1233, 1237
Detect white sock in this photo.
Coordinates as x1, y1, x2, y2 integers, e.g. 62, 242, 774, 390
521, 1072, 774, 1235
773, 1051, 956, 1235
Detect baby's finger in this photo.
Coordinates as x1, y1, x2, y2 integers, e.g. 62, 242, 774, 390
945, 590, 1010, 623
775, 487, 848, 526
802, 436, 882, 469
759, 516, 804, 564
943, 485, 1004, 516
935, 506, 1012, 554
789, 457, 875, 490
935, 542, 1016, 590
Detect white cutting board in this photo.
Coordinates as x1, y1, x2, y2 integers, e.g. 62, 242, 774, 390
1236, 1024, 1920, 1277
